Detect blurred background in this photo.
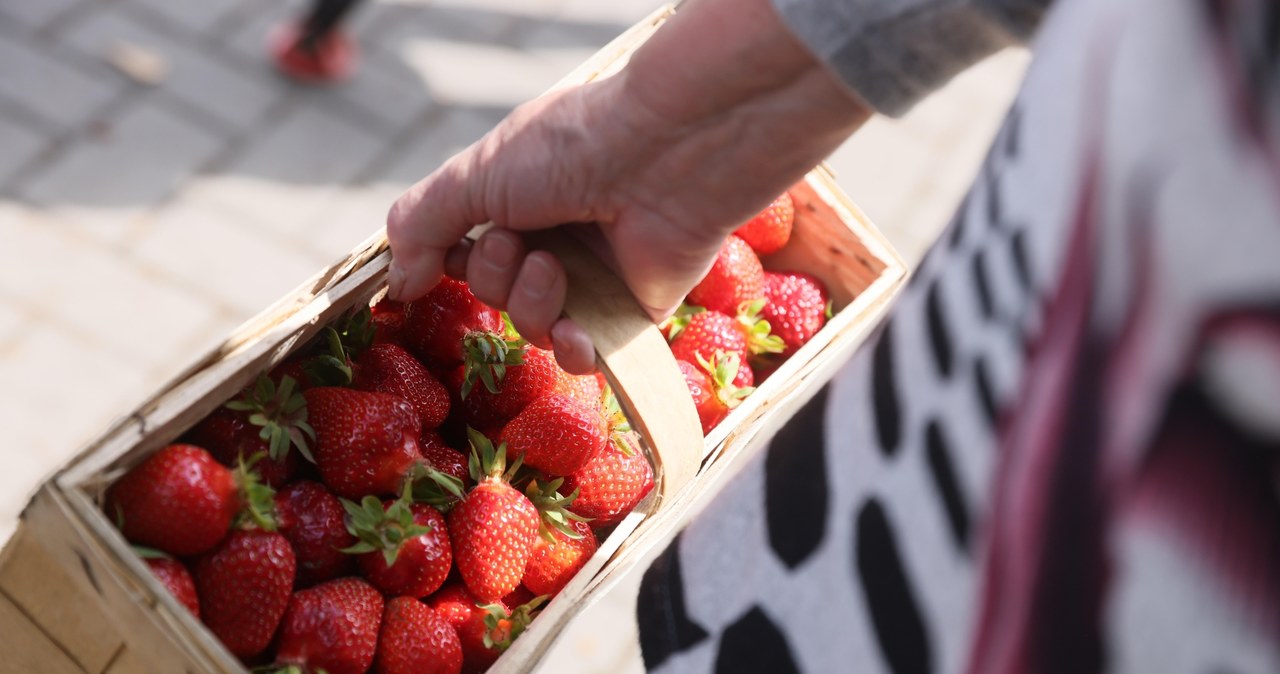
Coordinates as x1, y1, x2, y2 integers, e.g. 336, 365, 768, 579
0, 0, 1027, 670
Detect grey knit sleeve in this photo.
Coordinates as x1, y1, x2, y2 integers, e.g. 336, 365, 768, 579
773, 0, 1050, 116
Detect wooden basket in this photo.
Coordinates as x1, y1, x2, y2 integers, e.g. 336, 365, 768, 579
0, 6, 906, 674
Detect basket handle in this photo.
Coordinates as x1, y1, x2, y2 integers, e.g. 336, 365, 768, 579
531, 231, 703, 508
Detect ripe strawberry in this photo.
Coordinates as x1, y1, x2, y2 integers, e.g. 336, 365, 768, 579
376, 597, 464, 674
428, 584, 542, 674
761, 270, 831, 355
552, 368, 602, 406
421, 431, 469, 486
450, 345, 558, 429
275, 577, 384, 674
522, 519, 597, 598
502, 394, 607, 476
275, 481, 356, 587
448, 431, 539, 602
669, 305, 784, 367
678, 353, 753, 434
343, 494, 452, 598
188, 375, 315, 487
501, 585, 536, 609
371, 298, 406, 345
562, 433, 654, 528
303, 387, 422, 499
734, 191, 795, 255
194, 529, 295, 658
107, 444, 239, 556
353, 343, 451, 430
686, 235, 765, 315
402, 277, 504, 366
140, 553, 200, 618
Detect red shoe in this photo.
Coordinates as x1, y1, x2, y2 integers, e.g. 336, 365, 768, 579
268, 23, 357, 83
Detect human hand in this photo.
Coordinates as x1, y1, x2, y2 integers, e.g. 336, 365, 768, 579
385, 0, 870, 374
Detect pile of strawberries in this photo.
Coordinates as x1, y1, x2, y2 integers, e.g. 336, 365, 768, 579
666, 190, 832, 432
105, 280, 653, 674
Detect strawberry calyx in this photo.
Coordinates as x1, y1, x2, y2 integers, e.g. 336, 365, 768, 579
234, 453, 279, 532
481, 595, 548, 651
225, 374, 317, 464
406, 461, 466, 509
131, 545, 172, 560
659, 303, 706, 342
736, 299, 786, 355
251, 665, 307, 674
602, 386, 635, 457
300, 306, 377, 386
695, 351, 754, 410
466, 427, 522, 484
524, 478, 591, 542
340, 489, 431, 567
460, 332, 526, 399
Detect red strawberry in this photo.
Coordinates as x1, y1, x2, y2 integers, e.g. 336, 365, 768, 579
343, 495, 453, 598
303, 387, 422, 499
734, 191, 795, 255
551, 368, 603, 406
275, 481, 356, 587
448, 431, 540, 602
686, 235, 765, 315
353, 343, 451, 430
187, 375, 315, 488
185, 408, 296, 487
421, 431, 469, 485
502, 394, 607, 476
678, 353, 753, 434
428, 585, 541, 674
522, 519, 597, 598
562, 433, 654, 528
376, 597, 464, 674
761, 270, 830, 355
107, 444, 239, 556
450, 346, 558, 429
275, 577, 384, 674
142, 555, 200, 618
501, 585, 536, 609
194, 529, 296, 658
402, 277, 503, 365
669, 306, 784, 367
372, 298, 406, 345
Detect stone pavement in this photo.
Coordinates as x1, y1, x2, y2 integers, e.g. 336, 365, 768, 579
0, 0, 1027, 670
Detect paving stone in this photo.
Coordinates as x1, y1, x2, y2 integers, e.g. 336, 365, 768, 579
16, 101, 223, 210
132, 200, 322, 316
0, 0, 84, 32
192, 105, 387, 237
0, 32, 119, 132
298, 50, 437, 135
395, 38, 566, 108
305, 184, 402, 263
59, 6, 282, 133
0, 299, 24, 343
0, 116, 49, 187
553, 0, 661, 26
222, 0, 393, 65
372, 3, 516, 61
126, 0, 246, 33
372, 104, 508, 187
0, 214, 219, 368
428, 0, 563, 21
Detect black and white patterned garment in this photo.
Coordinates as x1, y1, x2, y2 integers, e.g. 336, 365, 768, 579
637, 0, 1280, 672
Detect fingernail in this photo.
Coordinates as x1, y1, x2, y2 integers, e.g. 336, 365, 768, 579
481, 233, 518, 267
388, 264, 405, 300
522, 256, 555, 299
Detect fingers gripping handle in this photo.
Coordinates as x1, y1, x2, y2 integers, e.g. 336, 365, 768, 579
531, 231, 703, 506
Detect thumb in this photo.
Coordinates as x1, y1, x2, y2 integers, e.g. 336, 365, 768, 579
386, 152, 487, 301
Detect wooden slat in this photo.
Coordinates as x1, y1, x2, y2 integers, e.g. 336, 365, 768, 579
0, 592, 86, 674
0, 524, 122, 673
103, 648, 149, 674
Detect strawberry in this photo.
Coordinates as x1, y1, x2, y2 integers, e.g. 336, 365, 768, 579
353, 343, 451, 430
761, 270, 831, 355
402, 277, 507, 366
343, 493, 453, 598
194, 529, 296, 658
501, 585, 536, 609
551, 368, 603, 406
188, 375, 315, 488
562, 433, 654, 528
303, 387, 422, 499
275, 481, 356, 587
502, 394, 607, 476
734, 191, 795, 255
139, 551, 200, 618
421, 431, 470, 486
375, 597, 464, 674
678, 353, 753, 434
428, 584, 542, 674
107, 444, 239, 556
274, 577, 384, 674
669, 305, 784, 367
522, 519, 597, 598
371, 297, 406, 345
450, 345, 558, 429
448, 430, 539, 602
686, 235, 765, 315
